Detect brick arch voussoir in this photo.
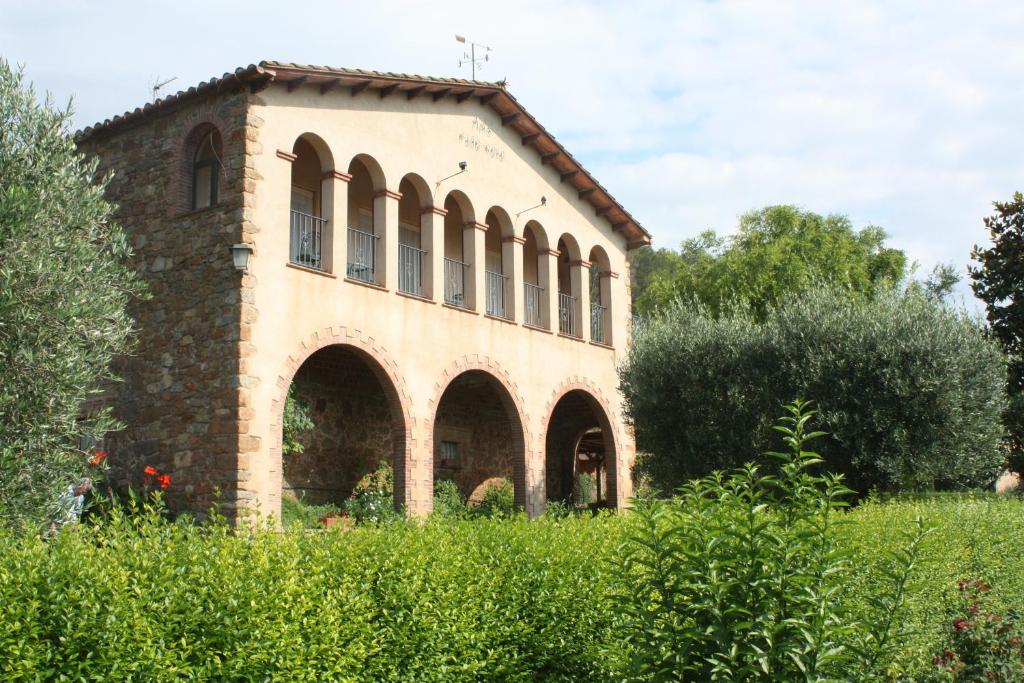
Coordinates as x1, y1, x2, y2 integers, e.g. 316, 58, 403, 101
268, 326, 416, 506
426, 355, 533, 510
172, 101, 241, 216
542, 377, 622, 507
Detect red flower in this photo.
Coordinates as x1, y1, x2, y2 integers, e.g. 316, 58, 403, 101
157, 474, 171, 490
89, 450, 108, 466
953, 618, 972, 631
143, 465, 158, 477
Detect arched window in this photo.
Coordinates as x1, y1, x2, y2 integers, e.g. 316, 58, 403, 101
191, 129, 221, 210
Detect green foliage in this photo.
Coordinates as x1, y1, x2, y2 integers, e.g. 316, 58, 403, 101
621, 286, 1008, 494
632, 206, 907, 318
926, 579, 1024, 681
432, 478, 469, 520
472, 479, 516, 519
280, 495, 341, 529
616, 402, 928, 681
0, 500, 624, 681
839, 494, 1024, 680
576, 472, 596, 506
345, 461, 401, 524
0, 60, 145, 530
970, 191, 1024, 474
282, 386, 315, 456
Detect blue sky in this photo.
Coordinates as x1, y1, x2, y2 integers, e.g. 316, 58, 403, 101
4, 0, 1022, 308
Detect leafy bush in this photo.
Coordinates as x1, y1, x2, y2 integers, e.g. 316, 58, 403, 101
0, 60, 145, 530
576, 472, 595, 506
472, 479, 516, 519
433, 478, 468, 520
621, 286, 1008, 494
345, 461, 401, 524
616, 401, 928, 681
281, 386, 314, 456
0, 501, 624, 681
280, 495, 341, 529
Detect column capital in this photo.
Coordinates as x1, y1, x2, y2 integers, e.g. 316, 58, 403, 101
502, 235, 527, 245
570, 259, 593, 269
275, 149, 297, 163
321, 170, 352, 182
542, 248, 561, 258
421, 205, 448, 216
463, 221, 489, 232
373, 188, 403, 201
599, 270, 620, 279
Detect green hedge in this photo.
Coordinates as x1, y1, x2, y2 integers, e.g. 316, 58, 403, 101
0, 496, 1021, 680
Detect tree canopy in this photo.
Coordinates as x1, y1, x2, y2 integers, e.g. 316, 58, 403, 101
632, 205, 910, 318
0, 60, 144, 529
970, 192, 1024, 474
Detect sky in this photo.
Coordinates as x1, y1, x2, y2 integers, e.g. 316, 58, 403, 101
3, 0, 1022, 309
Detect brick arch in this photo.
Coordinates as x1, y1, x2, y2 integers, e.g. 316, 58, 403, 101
172, 102, 238, 216
426, 356, 532, 512
542, 378, 621, 510
269, 326, 415, 513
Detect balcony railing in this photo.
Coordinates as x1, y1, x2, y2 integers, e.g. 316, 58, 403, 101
290, 210, 327, 271
398, 243, 426, 296
485, 270, 508, 318
444, 257, 468, 307
591, 303, 607, 344
347, 227, 378, 283
559, 292, 579, 337
524, 283, 544, 328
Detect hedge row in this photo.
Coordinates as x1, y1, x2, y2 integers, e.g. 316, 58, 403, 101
0, 496, 1021, 681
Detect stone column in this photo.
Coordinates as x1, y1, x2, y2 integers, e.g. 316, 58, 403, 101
542, 248, 560, 331
423, 206, 447, 300
321, 170, 351, 275
374, 189, 402, 288
503, 235, 525, 322
465, 221, 488, 312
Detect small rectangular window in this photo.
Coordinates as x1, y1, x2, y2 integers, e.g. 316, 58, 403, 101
193, 162, 216, 209
440, 440, 462, 469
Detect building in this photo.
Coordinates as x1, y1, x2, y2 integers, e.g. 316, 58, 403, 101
75, 61, 652, 521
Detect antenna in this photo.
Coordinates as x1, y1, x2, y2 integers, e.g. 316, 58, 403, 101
455, 34, 492, 80
151, 76, 178, 102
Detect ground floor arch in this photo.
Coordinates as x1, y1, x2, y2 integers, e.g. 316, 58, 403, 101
430, 369, 528, 510
544, 388, 618, 510
276, 342, 410, 512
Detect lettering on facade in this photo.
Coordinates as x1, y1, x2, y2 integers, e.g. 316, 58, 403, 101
458, 117, 505, 162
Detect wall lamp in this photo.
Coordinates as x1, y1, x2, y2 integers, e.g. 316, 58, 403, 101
434, 161, 469, 195
515, 196, 546, 220
230, 242, 254, 272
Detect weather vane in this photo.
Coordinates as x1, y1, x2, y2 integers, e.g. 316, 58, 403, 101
455, 35, 492, 80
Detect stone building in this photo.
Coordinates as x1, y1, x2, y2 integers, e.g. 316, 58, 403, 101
75, 61, 651, 521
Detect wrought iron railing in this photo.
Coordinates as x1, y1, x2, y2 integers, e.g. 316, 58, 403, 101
398, 243, 426, 296
290, 210, 327, 271
591, 303, 607, 344
559, 292, 579, 337
485, 270, 508, 318
347, 227, 378, 283
524, 283, 544, 328
444, 257, 468, 307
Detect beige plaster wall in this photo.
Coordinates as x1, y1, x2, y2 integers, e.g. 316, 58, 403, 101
243, 83, 636, 518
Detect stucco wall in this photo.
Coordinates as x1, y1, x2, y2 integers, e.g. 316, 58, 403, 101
244, 82, 637, 518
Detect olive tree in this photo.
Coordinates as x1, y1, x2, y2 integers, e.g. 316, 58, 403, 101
0, 60, 144, 529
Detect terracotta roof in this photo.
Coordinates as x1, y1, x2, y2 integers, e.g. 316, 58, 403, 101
76, 61, 652, 248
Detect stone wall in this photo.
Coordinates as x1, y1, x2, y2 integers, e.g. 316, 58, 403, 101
433, 374, 516, 499
283, 346, 394, 505
76, 92, 250, 517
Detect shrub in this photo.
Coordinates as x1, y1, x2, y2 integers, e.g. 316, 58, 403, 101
433, 478, 468, 519
620, 286, 1008, 494
616, 401, 929, 681
0, 60, 145, 530
472, 479, 516, 519
576, 472, 595, 506
345, 461, 401, 524
279, 495, 341, 529
281, 386, 314, 456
